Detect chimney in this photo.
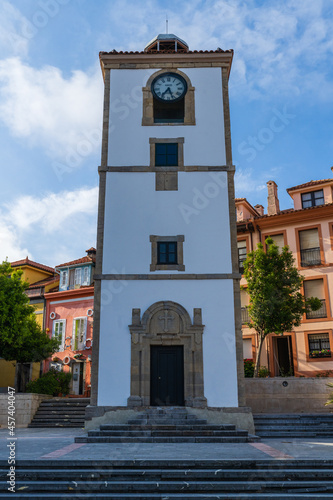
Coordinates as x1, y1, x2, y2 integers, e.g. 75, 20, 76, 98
86, 247, 96, 260
254, 204, 264, 216
267, 180, 280, 216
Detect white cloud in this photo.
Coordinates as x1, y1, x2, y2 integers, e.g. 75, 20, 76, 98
101, 0, 333, 101
0, 187, 98, 266
0, 216, 30, 262
0, 1, 30, 56
0, 58, 103, 159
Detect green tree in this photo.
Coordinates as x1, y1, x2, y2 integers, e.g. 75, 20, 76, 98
242, 238, 321, 377
0, 261, 59, 390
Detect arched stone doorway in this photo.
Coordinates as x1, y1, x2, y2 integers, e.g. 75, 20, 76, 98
128, 301, 207, 407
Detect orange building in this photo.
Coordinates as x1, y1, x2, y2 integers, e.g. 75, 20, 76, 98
44, 249, 96, 396
237, 173, 333, 377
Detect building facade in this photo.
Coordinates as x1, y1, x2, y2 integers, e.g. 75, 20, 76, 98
90, 34, 246, 423
237, 175, 333, 377
0, 258, 58, 391
44, 248, 96, 396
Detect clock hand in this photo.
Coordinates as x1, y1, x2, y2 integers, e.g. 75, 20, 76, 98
162, 87, 173, 97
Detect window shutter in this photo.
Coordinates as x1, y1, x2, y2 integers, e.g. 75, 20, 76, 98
240, 290, 249, 307
60, 270, 68, 288
299, 228, 319, 250
304, 279, 324, 300
83, 267, 89, 285
78, 318, 87, 349
272, 234, 284, 251
53, 322, 59, 340
53, 320, 66, 352
72, 320, 78, 351
74, 268, 82, 286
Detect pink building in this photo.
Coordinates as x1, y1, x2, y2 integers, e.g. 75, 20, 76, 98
44, 249, 95, 396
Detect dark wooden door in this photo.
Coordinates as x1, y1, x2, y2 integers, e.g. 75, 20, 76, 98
150, 346, 184, 406
276, 336, 294, 376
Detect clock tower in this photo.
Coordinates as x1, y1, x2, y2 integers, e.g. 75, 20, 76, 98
89, 34, 250, 429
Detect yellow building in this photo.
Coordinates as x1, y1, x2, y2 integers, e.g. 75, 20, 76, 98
0, 258, 59, 391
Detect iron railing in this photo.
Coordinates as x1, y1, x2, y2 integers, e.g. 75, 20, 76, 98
300, 247, 321, 267
306, 299, 327, 319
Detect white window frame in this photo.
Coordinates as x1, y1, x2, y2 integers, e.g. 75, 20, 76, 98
52, 319, 66, 352
72, 317, 87, 351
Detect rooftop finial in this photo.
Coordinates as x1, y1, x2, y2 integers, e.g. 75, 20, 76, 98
166, 14, 168, 34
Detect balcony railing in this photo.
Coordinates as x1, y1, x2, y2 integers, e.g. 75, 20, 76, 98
306, 299, 327, 319
241, 307, 250, 324
300, 247, 321, 267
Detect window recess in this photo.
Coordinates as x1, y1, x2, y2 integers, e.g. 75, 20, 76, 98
308, 333, 331, 358
237, 240, 247, 274
150, 235, 185, 272
301, 189, 324, 209
304, 279, 327, 319
299, 228, 321, 267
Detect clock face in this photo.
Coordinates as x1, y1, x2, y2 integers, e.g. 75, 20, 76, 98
151, 73, 187, 102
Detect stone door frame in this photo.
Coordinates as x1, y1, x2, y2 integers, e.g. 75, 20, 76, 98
128, 301, 207, 407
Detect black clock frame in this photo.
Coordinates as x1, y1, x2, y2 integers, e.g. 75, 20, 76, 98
151, 72, 188, 103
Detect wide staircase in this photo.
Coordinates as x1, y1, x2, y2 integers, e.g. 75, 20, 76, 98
28, 398, 90, 428
76, 407, 258, 443
1, 459, 333, 498
254, 413, 333, 438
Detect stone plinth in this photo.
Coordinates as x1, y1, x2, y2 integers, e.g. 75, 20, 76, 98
0, 393, 52, 428
245, 378, 333, 413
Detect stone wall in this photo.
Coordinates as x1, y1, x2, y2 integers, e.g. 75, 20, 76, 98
245, 378, 333, 413
0, 394, 52, 428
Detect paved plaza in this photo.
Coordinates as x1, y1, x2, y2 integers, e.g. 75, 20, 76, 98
1, 427, 333, 462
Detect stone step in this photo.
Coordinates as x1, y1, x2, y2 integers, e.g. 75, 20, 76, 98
99, 423, 237, 431
87, 429, 249, 437
39, 402, 89, 407
253, 413, 333, 438
126, 418, 208, 425
29, 423, 84, 428
33, 411, 85, 417
28, 398, 89, 428
256, 427, 333, 433
75, 436, 251, 443
1, 494, 333, 499
254, 420, 333, 426
29, 416, 84, 422
32, 413, 86, 418
2, 479, 333, 493
7, 467, 333, 481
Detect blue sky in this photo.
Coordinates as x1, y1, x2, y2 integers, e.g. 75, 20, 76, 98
0, 0, 332, 266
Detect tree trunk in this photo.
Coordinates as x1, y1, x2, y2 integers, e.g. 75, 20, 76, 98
15, 363, 30, 392
254, 332, 265, 377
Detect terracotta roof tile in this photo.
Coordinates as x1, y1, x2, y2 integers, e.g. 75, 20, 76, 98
11, 257, 55, 274
255, 202, 333, 219
28, 276, 59, 289
56, 255, 95, 268
287, 178, 333, 193
100, 49, 233, 56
